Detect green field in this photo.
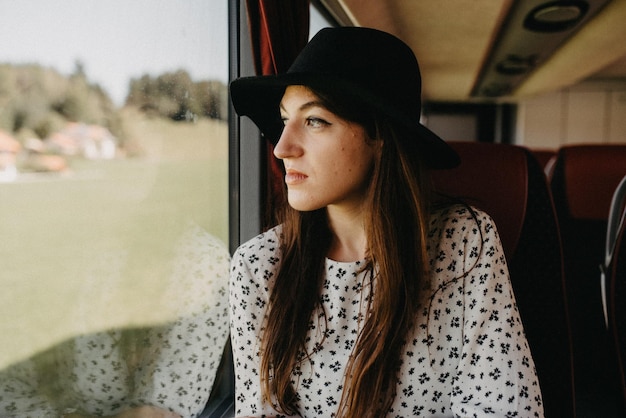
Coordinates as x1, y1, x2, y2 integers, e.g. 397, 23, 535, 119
0, 113, 229, 368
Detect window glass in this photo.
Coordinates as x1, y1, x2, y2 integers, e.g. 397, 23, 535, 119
310, 3, 332, 38
0, 1, 229, 416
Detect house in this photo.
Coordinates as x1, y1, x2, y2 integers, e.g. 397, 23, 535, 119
0, 130, 20, 182
47, 122, 117, 160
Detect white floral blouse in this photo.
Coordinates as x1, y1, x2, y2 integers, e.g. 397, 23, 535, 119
229, 205, 544, 417
0, 223, 231, 418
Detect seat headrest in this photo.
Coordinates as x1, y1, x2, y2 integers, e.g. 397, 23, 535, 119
431, 142, 528, 258
557, 145, 626, 220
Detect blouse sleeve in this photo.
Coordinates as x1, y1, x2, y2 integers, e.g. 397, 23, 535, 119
446, 209, 544, 417
229, 230, 294, 418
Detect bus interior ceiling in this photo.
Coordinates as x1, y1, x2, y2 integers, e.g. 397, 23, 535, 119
316, 0, 626, 147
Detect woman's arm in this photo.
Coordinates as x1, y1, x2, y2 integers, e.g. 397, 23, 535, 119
229, 230, 296, 418
450, 210, 544, 417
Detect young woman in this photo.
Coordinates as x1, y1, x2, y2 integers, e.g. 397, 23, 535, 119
229, 27, 544, 417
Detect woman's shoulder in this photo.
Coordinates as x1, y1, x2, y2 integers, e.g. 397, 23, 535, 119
230, 225, 283, 290
427, 203, 501, 251
426, 203, 507, 292
232, 224, 283, 263
429, 203, 494, 230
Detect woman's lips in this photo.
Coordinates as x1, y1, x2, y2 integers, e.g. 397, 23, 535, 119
284, 169, 308, 185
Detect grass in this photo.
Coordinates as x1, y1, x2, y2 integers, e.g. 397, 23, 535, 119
0, 111, 229, 369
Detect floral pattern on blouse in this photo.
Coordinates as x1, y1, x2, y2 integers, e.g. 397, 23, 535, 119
229, 205, 544, 417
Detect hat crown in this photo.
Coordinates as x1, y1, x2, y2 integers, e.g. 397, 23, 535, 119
229, 27, 460, 168
287, 27, 422, 118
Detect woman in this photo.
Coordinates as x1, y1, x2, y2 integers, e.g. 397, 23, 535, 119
229, 27, 544, 417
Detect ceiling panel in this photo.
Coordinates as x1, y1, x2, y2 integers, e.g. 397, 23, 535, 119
318, 0, 626, 102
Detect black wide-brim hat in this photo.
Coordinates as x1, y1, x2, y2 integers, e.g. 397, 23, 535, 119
230, 27, 460, 169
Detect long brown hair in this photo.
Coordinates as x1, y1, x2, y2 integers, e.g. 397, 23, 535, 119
260, 86, 433, 417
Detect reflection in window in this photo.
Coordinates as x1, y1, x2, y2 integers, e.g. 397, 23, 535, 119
0, 1, 229, 417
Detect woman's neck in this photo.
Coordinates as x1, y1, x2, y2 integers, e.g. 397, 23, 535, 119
326, 204, 368, 262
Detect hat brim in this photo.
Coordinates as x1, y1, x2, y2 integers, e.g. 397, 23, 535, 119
230, 74, 460, 169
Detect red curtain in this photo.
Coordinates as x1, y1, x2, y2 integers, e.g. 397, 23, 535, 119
246, 0, 310, 75
245, 0, 310, 228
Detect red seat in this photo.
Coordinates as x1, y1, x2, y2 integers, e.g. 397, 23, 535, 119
550, 144, 626, 416
530, 148, 557, 177
431, 141, 575, 418
553, 145, 626, 220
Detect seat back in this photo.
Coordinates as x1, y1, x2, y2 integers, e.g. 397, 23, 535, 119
530, 148, 557, 177
550, 144, 626, 416
431, 141, 575, 417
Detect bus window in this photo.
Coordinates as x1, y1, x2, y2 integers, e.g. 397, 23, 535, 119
0, 1, 230, 417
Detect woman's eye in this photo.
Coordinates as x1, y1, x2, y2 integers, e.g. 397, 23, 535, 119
306, 117, 330, 128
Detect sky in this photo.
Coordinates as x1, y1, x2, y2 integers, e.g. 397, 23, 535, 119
0, 0, 229, 106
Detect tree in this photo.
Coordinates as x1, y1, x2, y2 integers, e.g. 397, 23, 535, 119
0, 64, 120, 140
125, 71, 227, 121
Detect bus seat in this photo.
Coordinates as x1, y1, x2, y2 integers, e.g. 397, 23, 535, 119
550, 144, 626, 417
530, 148, 557, 178
604, 175, 626, 414
431, 141, 575, 418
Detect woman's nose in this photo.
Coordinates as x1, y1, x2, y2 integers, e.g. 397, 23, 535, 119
273, 122, 302, 159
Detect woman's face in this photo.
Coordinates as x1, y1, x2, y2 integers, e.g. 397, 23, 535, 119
274, 85, 379, 212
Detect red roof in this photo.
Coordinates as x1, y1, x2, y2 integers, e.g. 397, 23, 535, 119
0, 130, 20, 153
